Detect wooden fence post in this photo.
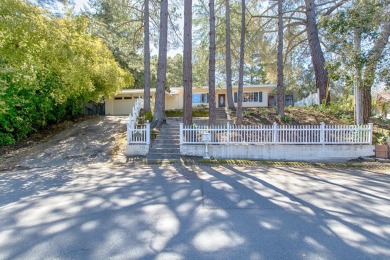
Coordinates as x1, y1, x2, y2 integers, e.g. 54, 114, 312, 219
273, 122, 278, 144
320, 122, 325, 145
227, 122, 230, 144
179, 123, 183, 145
146, 121, 150, 144
368, 123, 373, 144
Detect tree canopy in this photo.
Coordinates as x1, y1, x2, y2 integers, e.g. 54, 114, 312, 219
0, 0, 133, 145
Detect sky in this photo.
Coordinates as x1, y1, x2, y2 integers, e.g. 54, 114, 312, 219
74, 0, 88, 11
70, 0, 183, 56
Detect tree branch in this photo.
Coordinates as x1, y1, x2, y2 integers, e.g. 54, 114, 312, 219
321, 0, 348, 16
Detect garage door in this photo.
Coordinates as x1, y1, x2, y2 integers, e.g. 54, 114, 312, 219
113, 98, 134, 115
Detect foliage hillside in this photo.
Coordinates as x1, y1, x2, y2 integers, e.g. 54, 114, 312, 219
0, 0, 134, 146
237, 106, 354, 126
230, 105, 389, 144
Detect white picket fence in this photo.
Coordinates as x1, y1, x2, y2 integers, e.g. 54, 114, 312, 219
127, 98, 150, 144
180, 122, 373, 145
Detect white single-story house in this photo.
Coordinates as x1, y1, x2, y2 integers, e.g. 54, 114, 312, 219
105, 84, 276, 115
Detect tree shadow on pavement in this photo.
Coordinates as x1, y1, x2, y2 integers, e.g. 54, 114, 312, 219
0, 163, 389, 259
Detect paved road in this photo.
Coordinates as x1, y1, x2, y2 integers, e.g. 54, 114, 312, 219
0, 163, 389, 259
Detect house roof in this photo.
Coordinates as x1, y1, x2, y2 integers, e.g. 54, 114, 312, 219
118, 84, 276, 95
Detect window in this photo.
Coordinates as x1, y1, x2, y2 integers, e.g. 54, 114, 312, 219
192, 93, 208, 104
124, 97, 132, 100
285, 95, 294, 106
234, 92, 262, 103
114, 97, 123, 100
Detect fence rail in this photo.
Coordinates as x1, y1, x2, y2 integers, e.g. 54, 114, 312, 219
180, 122, 373, 145
127, 98, 150, 144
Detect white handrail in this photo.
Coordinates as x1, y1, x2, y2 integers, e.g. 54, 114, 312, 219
127, 97, 150, 144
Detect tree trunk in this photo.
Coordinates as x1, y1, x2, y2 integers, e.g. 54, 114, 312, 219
305, 0, 329, 105
362, 87, 371, 124
236, 0, 245, 125
225, 0, 235, 110
183, 0, 192, 125
362, 22, 390, 124
354, 29, 363, 125
276, 0, 284, 116
208, 0, 216, 126
154, 0, 168, 126
143, 0, 151, 113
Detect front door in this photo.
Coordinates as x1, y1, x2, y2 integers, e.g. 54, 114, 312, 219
218, 94, 226, 107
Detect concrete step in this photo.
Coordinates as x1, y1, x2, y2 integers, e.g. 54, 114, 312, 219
153, 139, 180, 144
149, 148, 180, 153
160, 124, 179, 127
146, 158, 181, 163
156, 133, 180, 136
147, 154, 181, 160
151, 143, 180, 148
147, 123, 182, 158
154, 138, 180, 141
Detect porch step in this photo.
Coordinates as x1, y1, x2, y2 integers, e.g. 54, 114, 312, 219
147, 121, 181, 160
149, 148, 180, 153
215, 108, 227, 120
151, 143, 180, 148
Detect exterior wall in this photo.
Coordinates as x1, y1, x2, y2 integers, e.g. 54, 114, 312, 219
165, 86, 274, 110
105, 85, 275, 114
230, 86, 271, 108
181, 144, 375, 162
165, 88, 183, 110
126, 144, 149, 156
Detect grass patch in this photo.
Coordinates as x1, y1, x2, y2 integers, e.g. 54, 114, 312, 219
197, 158, 390, 171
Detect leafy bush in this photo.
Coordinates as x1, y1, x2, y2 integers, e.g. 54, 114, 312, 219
165, 108, 209, 117
310, 102, 353, 124
165, 110, 182, 117
144, 111, 153, 122
373, 131, 389, 144
192, 107, 208, 117
280, 115, 293, 124
257, 108, 268, 117
0, 0, 133, 146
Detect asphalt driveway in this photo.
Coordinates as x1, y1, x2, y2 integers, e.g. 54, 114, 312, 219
0, 163, 389, 259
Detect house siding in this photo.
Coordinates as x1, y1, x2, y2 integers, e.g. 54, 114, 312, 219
105, 85, 275, 115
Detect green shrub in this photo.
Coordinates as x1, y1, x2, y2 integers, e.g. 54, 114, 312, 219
0, 133, 15, 146
280, 115, 293, 124
193, 108, 208, 117
0, 1, 133, 147
373, 131, 389, 144
257, 108, 268, 117
144, 111, 153, 122
165, 110, 182, 117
